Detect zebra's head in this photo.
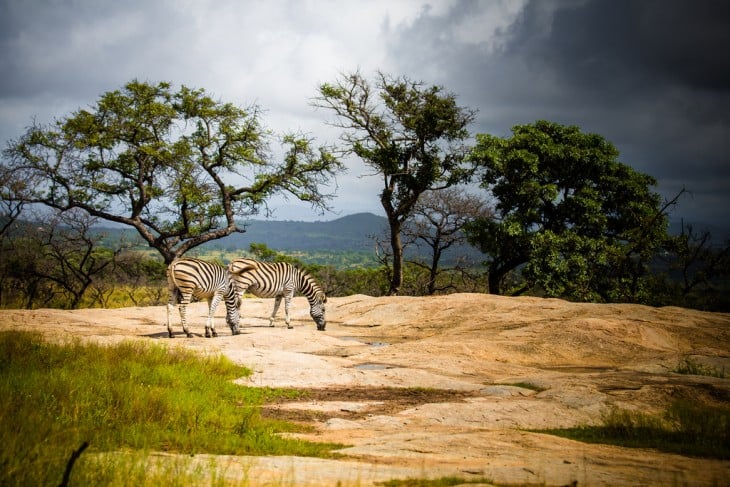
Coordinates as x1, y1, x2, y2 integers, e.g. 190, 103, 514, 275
310, 293, 327, 331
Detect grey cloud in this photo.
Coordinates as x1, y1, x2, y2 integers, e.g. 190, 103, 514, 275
0, 0, 188, 99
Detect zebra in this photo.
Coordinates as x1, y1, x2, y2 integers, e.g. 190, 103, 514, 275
227, 258, 327, 331
166, 257, 241, 338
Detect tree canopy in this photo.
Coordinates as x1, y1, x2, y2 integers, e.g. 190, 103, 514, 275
465, 120, 669, 301
313, 71, 475, 294
2, 80, 341, 263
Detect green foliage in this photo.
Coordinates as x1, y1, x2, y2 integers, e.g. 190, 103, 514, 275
317, 265, 391, 297
538, 400, 730, 460
466, 120, 669, 301
0, 332, 342, 486
247, 242, 301, 264
3, 79, 341, 264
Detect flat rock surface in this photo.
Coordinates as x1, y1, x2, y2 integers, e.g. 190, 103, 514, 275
2, 293, 729, 486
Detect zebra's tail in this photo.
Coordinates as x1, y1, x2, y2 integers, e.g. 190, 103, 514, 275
166, 259, 183, 304
167, 258, 182, 290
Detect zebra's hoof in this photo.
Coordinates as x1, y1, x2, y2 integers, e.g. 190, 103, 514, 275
212, 331, 218, 337
186, 333, 193, 338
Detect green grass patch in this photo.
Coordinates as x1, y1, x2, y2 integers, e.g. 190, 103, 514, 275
0, 331, 343, 486
536, 400, 730, 460
673, 356, 726, 378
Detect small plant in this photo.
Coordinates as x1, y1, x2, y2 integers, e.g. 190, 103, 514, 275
674, 356, 726, 378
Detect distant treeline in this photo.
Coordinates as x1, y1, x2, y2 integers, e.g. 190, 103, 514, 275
1, 214, 728, 311
94, 212, 484, 267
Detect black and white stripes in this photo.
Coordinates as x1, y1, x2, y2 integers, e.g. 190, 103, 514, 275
166, 258, 241, 338
228, 258, 327, 331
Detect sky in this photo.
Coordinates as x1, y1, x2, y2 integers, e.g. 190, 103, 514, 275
1, 0, 729, 235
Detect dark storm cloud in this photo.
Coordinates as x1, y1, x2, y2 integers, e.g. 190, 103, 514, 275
518, 0, 730, 93
388, 0, 730, 231
507, 0, 730, 169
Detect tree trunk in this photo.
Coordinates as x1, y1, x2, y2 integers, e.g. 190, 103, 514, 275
388, 219, 403, 295
487, 264, 503, 295
427, 248, 441, 295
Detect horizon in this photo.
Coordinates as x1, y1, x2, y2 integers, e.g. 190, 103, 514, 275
53, 210, 728, 241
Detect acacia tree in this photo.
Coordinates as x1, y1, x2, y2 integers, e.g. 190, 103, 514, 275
404, 188, 492, 295
312, 71, 475, 294
465, 120, 669, 301
2, 80, 341, 264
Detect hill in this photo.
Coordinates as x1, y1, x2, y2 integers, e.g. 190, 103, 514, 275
203, 212, 389, 252
201, 212, 484, 265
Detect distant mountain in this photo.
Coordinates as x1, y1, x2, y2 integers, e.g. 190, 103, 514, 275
202, 212, 390, 252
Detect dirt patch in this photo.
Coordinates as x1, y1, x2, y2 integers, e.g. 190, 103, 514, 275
262, 386, 480, 423
2, 293, 729, 486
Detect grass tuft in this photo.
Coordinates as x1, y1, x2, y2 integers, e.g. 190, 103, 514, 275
673, 356, 725, 378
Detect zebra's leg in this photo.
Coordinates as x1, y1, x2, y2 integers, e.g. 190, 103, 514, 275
166, 302, 175, 338
206, 294, 222, 338
284, 294, 293, 329
179, 301, 193, 338
167, 287, 181, 338
269, 296, 282, 327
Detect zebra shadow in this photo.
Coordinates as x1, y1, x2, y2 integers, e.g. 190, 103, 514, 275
142, 331, 254, 339
143, 331, 174, 339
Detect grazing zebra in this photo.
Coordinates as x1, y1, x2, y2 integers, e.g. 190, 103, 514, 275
227, 258, 327, 331
166, 258, 241, 338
